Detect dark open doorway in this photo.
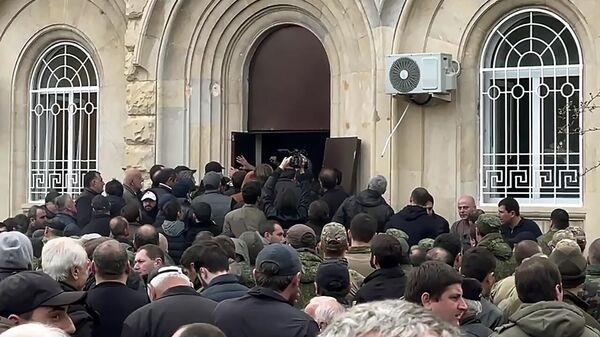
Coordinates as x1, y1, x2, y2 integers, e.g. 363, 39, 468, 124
231, 25, 359, 193
232, 131, 329, 177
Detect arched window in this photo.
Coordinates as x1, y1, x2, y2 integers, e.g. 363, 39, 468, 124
29, 42, 99, 202
480, 9, 582, 205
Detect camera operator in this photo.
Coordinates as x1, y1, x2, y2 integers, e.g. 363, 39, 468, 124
262, 156, 312, 229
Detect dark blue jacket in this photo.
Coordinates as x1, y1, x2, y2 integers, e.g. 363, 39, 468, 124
214, 287, 319, 337
501, 218, 542, 247
201, 274, 249, 302
56, 212, 80, 237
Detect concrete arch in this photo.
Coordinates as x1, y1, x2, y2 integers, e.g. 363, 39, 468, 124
0, 0, 126, 215
140, 0, 378, 186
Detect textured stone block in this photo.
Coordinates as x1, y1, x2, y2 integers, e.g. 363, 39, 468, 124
126, 81, 156, 115
124, 144, 155, 172
124, 116, 155, 145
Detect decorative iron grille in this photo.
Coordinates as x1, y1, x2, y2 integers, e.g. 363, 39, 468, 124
480, 9, 582, 206
28, 42, 99, 202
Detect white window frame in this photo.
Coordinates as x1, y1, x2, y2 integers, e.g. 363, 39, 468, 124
479, 8, 583, 207
28, 41, 99, 202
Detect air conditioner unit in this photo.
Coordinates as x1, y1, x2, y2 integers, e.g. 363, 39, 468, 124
385, 53, 458, 95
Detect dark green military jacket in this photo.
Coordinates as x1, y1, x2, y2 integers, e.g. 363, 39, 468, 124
584, 264, 600, 321
478, 233, 516, 280
295, 248, 323, 309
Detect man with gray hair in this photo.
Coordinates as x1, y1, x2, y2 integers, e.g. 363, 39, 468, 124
122, 266, 216, 337
0, 323, 69, 337
332, 175, 394, 231
304, 296, 345, 331
41, 237, 92, 337
320, 299, 459, 337
54, 194, 80, 237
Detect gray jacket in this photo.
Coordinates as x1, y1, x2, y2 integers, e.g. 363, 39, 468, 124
222, 205, 266, 238
123, 185, 141, 207
192, 190, 233, 230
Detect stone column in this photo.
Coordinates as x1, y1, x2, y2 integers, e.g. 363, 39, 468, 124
123, 0, 156, 173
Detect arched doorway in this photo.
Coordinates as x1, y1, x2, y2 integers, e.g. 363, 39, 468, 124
233, 25, 331, 175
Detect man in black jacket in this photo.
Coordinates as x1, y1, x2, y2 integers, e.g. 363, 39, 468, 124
195, 242, 249, 302
318, 168, 349, 220
214, 243, 319, 337
122, 266, 216, 337
80, 195, 111, 237
332, 175, 394, 231
262, 157, 311, 229
386, 187, 440, 246
86, 240, 148, 337
355, 234, 407, 303
76, 171, 105, 227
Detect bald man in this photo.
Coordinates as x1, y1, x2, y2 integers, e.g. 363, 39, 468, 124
123, 168, 144, 207
451, 195, 476, 250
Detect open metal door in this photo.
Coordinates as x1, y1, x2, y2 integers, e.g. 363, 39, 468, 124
323, 137, 361, 194
231, 132, 256, 169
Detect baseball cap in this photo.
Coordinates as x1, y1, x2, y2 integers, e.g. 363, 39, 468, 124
174, 165, 197, 174
205, 161, 225, 173
203, 171, 222, 189
315, 260, 350, 293
321, 222, 348, 252
255, 243, 302, 276
0, 232, 33, 270
286, 224, 316, 249
91, 195, 110, 211
141, 190, 157, 201
0, 271, 86, 316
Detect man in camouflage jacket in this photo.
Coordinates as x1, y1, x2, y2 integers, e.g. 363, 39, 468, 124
583, 238, 600, 320
475, 214, 516, 280
286, 224, 323, 309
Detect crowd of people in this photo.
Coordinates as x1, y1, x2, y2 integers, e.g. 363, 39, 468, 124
0, 154, 599, 337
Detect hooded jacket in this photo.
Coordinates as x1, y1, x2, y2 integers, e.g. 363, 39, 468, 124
332, 189, 394, 231
161, 219, 186, 264
477, 233, 517, 280
386, 205, 439, 246
262, 168, 311, 229
491, 301, 600, 337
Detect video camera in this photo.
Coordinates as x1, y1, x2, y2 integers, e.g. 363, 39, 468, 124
277, 149, 309, 169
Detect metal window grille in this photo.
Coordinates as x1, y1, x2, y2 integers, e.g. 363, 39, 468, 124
479, 9, 583, 206
28, 42, 99, 202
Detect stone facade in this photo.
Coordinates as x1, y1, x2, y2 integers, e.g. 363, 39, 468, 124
0, 0, 599, 240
